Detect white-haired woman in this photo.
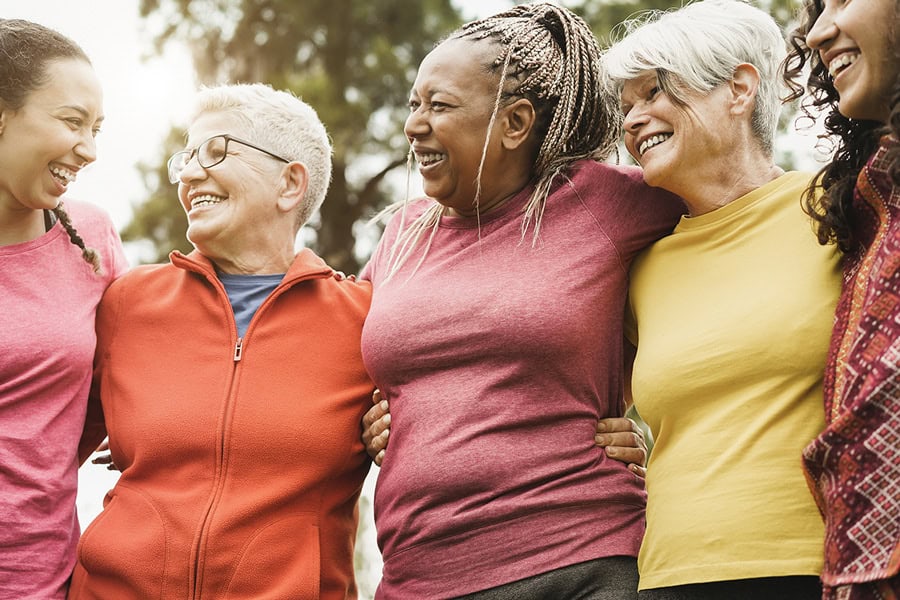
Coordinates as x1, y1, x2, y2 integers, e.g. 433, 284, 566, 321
600, 0, 842, 597
70, 83, 374, 599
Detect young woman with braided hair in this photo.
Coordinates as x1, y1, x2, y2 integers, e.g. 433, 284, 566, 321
784, 0, 900, 597
0, 18, 127, 599
359, 3, 684, 598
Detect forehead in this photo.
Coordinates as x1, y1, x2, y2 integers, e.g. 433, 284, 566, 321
620, 71, 658, 99
411, 38, 498, 96
28, 58, 104, 122
185, 111, 248, 145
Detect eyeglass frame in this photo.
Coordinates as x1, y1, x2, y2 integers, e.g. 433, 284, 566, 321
166, 133, 291, 184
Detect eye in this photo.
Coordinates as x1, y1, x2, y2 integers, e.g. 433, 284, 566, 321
429, 101, 448, 112
647, 86, 660, 100
92, 127, 102, 137
65, 117, 83, 129
408, 99, 421, 112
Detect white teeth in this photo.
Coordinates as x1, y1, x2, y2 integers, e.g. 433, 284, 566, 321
639, 134, 672, 156
416, 152, 445, 167
50, 166, 76, 183
828, 53, 858, 78
191, 194, 226, 208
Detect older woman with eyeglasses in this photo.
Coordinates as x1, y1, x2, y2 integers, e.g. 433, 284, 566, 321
69, 83, 375, 600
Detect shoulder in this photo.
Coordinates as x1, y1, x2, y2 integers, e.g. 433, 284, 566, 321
59, 197, 128, 278
562, 159, 684, 223
58, 198, 116, 231
565, 159, 681, 208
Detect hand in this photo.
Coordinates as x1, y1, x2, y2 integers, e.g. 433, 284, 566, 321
595, 417, 647, 478
362, 389, 391, 466
89, 439, 119, 471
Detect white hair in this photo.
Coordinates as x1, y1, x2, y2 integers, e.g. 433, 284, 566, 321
190, 82, 333, 228
603, 0, 787, 153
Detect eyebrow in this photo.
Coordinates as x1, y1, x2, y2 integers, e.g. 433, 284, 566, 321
60, 104, 105, 124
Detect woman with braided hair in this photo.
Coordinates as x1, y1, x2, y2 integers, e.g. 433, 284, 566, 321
784, 0, 900, 596
0, 18, 127, 599
359, 3, 684, 598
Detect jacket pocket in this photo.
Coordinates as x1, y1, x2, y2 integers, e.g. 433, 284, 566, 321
69, 485, 169, 599
224, 514, 320, 599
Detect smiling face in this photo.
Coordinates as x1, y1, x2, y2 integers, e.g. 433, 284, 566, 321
0, 58, 103, 213
176, 111, 288, 266
404, 38, 530, 216
805, 0, 898, 122
620, 71, 734, 196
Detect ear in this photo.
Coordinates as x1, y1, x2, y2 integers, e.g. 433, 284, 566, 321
729, 63, 761, 117
500, 98, 537, 151
276, 161, 309, 214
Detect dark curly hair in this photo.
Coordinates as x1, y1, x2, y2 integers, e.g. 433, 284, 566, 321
783, 0, 900, 253
1, 18, 101, 272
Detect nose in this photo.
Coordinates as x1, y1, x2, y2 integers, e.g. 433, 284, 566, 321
623, 106, 649, 136
805, 7, 836, 51
178, 152, 206, 183
404, 106, 429, 142
74, 131, 98, 165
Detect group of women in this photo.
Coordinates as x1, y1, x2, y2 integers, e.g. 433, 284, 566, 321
1, 0, 897, 597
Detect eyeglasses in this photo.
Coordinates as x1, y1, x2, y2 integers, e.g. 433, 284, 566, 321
167, 134, 290, 184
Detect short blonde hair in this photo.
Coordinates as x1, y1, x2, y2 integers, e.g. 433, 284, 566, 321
190, 83, 333, 228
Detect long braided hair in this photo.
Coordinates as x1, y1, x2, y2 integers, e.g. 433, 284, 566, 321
379, 2, 619, 280
783, 0, 900, 253
0, 18, 102, 272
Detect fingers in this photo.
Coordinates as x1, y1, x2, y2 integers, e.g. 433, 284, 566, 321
362, 390, 392, 466
597, 443, 646, 468
595, 420, 648, 468
90, 453, 119, 471
596, 417, 642, 435
629, 464, 647, 478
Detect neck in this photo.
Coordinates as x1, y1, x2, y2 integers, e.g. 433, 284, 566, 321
677, 157, 784, 217
203, 237, 296, 275
447, 189, 519, 218
0, 204, 46, 246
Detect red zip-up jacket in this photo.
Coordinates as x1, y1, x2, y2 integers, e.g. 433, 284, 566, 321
72, 248, 374, 600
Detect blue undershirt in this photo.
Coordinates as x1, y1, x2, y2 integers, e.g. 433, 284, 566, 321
217, 272, 284, 337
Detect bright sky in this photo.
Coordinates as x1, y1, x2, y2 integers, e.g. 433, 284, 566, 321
2, 0, 196, 233
3, 0, 823, 235
0, 0, 515, 234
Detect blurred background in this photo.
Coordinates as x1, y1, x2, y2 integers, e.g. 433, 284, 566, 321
2, 0, 822, 597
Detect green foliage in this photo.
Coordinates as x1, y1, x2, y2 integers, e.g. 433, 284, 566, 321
127, 0, 807, 272
132, 0, 463, 272
120, 129, 193, 261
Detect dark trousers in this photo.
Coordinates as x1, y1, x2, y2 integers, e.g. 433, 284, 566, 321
453, 556, 639, 600
638, 576, 822, 600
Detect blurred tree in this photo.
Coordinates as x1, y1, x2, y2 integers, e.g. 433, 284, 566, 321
125, 0, 805, 269
128, 0, 463, 271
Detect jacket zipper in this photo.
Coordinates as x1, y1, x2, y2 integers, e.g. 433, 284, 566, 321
186, 269, 324, 597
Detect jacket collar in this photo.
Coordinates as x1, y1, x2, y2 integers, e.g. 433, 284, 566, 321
169, 248, 335, 286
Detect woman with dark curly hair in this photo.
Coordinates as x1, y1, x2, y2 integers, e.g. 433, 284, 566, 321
784, 0, 900, 597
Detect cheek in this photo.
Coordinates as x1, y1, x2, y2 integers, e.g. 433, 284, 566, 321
623, 135, 639, 161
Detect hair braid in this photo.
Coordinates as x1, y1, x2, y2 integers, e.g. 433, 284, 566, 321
52, 203, 102, 273
454, 2, 618, 243
377, 3, 616, 281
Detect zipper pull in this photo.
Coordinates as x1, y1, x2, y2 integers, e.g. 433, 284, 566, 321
233, 337, 243, 362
